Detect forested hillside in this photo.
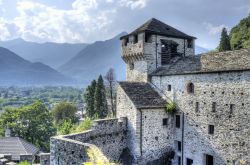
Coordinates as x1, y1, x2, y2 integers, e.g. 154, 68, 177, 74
230, 15, 250, 50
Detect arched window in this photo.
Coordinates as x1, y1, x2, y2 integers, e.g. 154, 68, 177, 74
187, 82, 194, 94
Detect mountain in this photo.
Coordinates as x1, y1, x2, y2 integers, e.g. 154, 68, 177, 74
59, 32, 127, 85
195, 45, 209, 54
0, 38, 88, 68
0, 47, 73, 86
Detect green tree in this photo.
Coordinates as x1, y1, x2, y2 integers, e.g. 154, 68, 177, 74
230, 15, 250, 50
94, 75, 108, 118
84, 80, 97, 118
0, 100, 56, 151
51, 102, 79, 125
218, 27, 231, 51
104, 68, 116, 117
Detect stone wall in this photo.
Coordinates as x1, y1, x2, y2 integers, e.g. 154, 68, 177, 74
201, 48, 250, 72
49, 118, 127, 165
151, 70, 250, 165
40, 153, 50, 165
126, 60, 148, 82
116, 85, 141, 160
141, 108, 174, 162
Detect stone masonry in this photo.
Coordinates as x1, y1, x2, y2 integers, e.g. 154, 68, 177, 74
44, 18, 249, 165
47, 118, 127, 165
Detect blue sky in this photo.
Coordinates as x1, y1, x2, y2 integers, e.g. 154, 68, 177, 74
0, 0, 249, 49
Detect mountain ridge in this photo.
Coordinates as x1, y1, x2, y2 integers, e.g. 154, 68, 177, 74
0, 47, 73, 86
0, 38, 88, 69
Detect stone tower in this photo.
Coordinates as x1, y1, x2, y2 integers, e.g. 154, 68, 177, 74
120, 18, 196, 82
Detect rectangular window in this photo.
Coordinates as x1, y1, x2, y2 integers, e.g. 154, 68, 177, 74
195, 102, 199, 112
163, 118, 168, 126
212, 102, 216, 112
187, 39, 193, 48
205, 154, 214, 165
145, 33, 151, 43
176, 115, 181, 128
124, 38, 129, 46
187, 158, 193, 165
133, 34, 138, 43
167, 85, 171, 91
208, 125, 214, 134
230, 104, 235, 114
177, 141, 182, 152
178, 156, 181, 165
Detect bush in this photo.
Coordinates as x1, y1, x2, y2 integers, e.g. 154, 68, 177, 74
57, 118, 93, 135
19, 161, 30, 165
165, 101, 177, 114
72, 118, 92, 133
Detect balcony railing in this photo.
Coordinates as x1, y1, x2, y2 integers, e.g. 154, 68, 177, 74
122, 41, 144, 56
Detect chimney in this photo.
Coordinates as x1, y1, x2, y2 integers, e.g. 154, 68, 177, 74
5, 128, 11, 137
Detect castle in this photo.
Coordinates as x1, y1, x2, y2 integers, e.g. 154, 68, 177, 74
41, 18, 250, 165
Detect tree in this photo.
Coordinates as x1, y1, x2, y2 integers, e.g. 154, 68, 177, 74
84, 80, 97, 118
218, 27, 231, 51
230, 15, 250, 50
104, 68, 116, 116
94, 75, 108, 118
0, 100, 56, 151
51, 102, 79, 125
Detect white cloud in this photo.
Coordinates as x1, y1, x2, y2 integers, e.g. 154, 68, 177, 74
0, 0, 148, 43
203, 22, 229, 36
119, 0, 147, 9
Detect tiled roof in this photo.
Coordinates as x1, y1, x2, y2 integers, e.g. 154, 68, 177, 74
151, 48, 250, 76
0, 137, 39, 161
151, 56, 201, 76
121, 18, 196, 39
119, 82, 166, 109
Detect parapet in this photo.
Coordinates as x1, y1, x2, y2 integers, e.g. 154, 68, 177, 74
48, 117, 127, 165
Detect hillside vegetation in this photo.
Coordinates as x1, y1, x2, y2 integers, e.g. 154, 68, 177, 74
230, 15, 250, 50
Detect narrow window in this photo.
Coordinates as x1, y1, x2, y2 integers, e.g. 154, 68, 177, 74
195, 102, 199, 112
208, 125, 214, 134
212, 102, 216, 112
177, 141, 182, 152
187, 82, 194, 94
178, 156, 181, 165
205, 154, 214, 165
187, 158, 193, 165
163, 118, 168, 126
187, 39, 193, 48
229, 104, 235, 114
145, 32, 151, 43
176, 115, 181, 128
167, 85, 171, 91
133, 34, 138, 43
124, 38, 129, 46
129, 62, 134, 70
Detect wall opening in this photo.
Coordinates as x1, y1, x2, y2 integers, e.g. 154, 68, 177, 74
186, 82, 194, 94
167, 85, 172, 91
205, 154, 214, 165
208, 125, 214, 134
176, 115, 181, 128
212, 102, 216, 112
163, 118, 168, 126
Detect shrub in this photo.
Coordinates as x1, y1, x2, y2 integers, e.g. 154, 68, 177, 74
165, 101, 177, 114
71, 118, 92, 133
19, 161, 30, 165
